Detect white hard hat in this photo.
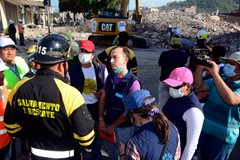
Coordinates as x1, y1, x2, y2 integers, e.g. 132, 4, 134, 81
0, 37, 17, 49
9, 19, 14, 24
0, 58, 8, 71
197, 29, 208, 39
173, 28, 182, 37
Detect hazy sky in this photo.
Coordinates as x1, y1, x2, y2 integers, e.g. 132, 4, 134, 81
51, 0, 185, 11
129, 0, 184, 9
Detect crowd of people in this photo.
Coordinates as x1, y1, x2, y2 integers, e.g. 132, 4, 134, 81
0, 22, 239, 160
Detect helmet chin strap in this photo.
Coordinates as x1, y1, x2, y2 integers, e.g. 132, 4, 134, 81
63, 61, 69, 83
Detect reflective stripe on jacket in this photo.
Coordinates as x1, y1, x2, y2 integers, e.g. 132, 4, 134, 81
0, 86, 10, 149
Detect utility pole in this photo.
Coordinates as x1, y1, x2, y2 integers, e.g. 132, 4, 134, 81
43, 0, 51, 34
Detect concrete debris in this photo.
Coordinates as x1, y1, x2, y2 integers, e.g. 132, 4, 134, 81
140, 10, 240, 52
24, 21, 92, 43
22, 10, 240, 53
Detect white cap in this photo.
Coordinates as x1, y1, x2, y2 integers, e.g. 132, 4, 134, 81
219, 52, 240, 65
0, 58, 8, 71
9, 19, 14, 24
0, 37, 17, 49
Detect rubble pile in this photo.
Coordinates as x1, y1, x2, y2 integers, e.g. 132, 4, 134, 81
24, 22, 92, 43
140, 10, 240, 52
23, 10, 240, 52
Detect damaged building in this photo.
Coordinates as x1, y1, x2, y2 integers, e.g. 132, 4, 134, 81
0, 0, 51, 32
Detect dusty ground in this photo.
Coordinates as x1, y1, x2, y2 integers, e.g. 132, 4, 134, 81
14, 25, 240, 160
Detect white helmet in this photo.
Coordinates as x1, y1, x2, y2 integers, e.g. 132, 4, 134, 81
173, 28, 182, 37
197, 29, 208, 39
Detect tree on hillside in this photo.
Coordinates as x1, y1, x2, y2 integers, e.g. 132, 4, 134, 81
161, 0, 239, 13
59, 0, 119, 20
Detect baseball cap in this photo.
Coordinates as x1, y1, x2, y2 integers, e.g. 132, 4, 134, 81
0, 37, 17, 49
0, 58, 8, 71
163, 67, 193, 87
124, 89, 156, 111
219, 52, 240, 64
79, 40, 95, 53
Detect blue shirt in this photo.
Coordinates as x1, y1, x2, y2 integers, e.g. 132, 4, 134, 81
202, 77, 240, 144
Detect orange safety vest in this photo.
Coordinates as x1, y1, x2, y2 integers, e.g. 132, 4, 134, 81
0, 86, 10, 149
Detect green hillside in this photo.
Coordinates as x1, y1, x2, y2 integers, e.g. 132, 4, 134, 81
160, 0, 240, 13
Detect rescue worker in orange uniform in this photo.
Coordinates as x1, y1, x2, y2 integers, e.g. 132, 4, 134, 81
0, 58, 11, 159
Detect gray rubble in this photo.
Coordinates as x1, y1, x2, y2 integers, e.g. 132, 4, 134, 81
140, 10, 240, 53
23, 10, 240, 53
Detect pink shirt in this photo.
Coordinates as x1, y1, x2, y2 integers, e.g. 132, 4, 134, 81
17, 24, 24, 33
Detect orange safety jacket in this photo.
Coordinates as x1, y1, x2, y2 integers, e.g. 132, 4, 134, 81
0, 86, 10, 149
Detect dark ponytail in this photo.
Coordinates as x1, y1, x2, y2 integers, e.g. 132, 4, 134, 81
152, 111, 170, 144
130, 97, 170, 144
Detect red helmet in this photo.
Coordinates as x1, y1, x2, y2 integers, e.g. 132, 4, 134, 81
79, 40, 95, 53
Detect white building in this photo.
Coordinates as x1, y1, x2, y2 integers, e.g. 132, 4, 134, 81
0, 0, 50, 32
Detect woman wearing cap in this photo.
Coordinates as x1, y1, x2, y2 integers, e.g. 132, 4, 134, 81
162, 67, 204, 160
119, 89, 181, 160
195, 52, 240, 160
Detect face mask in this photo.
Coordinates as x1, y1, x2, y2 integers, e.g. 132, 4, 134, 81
114, 66, 123, 74
223, 64, 236, 77
202, 70, 208, 78
169, 87, 184, 98
78, 53, 92, 64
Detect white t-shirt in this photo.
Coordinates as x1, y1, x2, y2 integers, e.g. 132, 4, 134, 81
81, 66, 99, 104
181, 107, 204, 160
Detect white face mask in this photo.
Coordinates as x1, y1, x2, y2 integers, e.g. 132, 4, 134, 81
78, 53, 92, 64
223, 64, 236, 77
202, 70, 208, 78
169, 87, 184, 98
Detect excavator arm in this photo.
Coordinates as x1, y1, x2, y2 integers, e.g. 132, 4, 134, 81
120, 0, 129, 17
119, 0, 142, 22
133, 0, 142, 23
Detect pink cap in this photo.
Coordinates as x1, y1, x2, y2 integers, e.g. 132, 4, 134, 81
163, 67, 193, 87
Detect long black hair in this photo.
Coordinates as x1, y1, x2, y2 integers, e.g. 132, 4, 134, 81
129, 97, 170, 144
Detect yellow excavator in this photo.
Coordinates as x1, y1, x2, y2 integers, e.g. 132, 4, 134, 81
88, 0, 149, 48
